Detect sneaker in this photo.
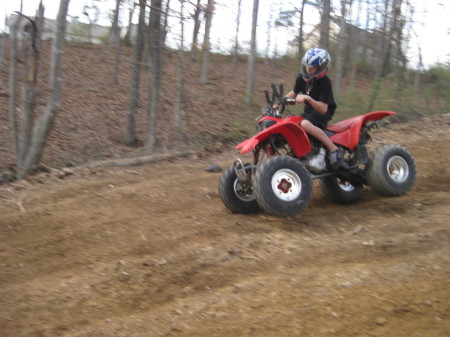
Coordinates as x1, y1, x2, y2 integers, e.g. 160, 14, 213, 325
328, 147, 345, 170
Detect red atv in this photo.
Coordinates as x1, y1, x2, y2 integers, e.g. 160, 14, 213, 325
219, 84, 416, 217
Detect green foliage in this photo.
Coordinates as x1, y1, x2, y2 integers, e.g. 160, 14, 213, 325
426, 63, 450, 99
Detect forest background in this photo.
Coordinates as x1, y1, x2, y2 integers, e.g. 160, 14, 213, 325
0, 0, 449, 180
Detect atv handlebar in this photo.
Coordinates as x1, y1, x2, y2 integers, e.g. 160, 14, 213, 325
261, 84, 296, 118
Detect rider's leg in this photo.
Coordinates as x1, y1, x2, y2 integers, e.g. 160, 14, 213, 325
301, 119, 343, 170
300, 119, 338, 152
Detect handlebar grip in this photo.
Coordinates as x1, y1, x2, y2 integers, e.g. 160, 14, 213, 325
285, 98, 296, 105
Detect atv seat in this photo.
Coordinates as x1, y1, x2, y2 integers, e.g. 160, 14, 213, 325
326, 116, 362, 134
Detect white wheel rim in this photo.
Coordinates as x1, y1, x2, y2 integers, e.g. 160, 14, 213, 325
386, 155, 409, 183
271, 169, 302, 201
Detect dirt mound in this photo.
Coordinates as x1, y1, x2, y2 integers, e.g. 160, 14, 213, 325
0, 114, 449, 336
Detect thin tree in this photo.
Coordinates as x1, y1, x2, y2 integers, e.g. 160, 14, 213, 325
15, 0, 70, 178
265, 3, 273, 59
111, 0, 122, 85
0, 30, 5, 67
11, 4, 44, 174
123, 0, 136, 45
109, 0, 122, 45
125, 0, 147, 146
162, 0, 171, 47
367, 0, 404, 112
298, 0, 307, 58
349, 0, 363, 92
333, 0, 349, 97
319, 0, 331, 49
146, 0, 163, 153
190, 0, 203, 61
9, 14, 23, 161
232, 0, 242, 70
82, 1, 100, 43
199, 0, 214, 84
175, 0, 186, 149
246, 0, 259, 105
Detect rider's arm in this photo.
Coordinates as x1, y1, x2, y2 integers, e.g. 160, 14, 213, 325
296, 94, 328, 115
285, 90, 296, 99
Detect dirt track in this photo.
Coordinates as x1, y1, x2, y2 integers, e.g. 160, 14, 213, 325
1, 115, 449, 337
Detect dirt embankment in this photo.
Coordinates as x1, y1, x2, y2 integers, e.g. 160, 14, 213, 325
0, 114, 449, 337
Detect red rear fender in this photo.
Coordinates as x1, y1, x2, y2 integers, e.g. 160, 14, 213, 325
328, 111, 396, 150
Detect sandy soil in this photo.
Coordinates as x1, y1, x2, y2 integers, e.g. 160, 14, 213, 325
0, 115, 449, 337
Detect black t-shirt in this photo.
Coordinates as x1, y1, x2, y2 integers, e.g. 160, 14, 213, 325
293, 74, 337, 129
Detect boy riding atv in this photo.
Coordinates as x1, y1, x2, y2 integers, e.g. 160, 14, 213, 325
285, 47, 344, 170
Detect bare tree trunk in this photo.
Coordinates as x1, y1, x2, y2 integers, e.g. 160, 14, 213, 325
16, 5, 44, 170
246, 0, 259, 105
264, 3, 273, 59
349, 0, 362, 92
367, 0, 403, 112
18, 0, 70, 179
83, 3, 100, 44
334, 0, 348, 98
0, 34, 5, 67
394, 0, 408, 95
199, 0, 214, 84
232, 0, 242, 70
9, 16, 22, 161
319, 0, 330, 49
109, 0, 121, 45
125, 0, 146, 146
112, 32, 121, 85
298, 0, 306, 58
145, 0, 162, 154
361, 0, 371, 63
414, 46, 424, 94
123, 1, 136, 45
190, 0, 202, 61
175, 0, 186, 149
380, 0, 402, 78
162, 0, 171, 47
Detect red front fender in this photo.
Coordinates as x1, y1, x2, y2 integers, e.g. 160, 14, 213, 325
236, 115, 311, 157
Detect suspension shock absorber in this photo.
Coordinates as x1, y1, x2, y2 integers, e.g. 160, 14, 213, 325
265, 143, 276, 158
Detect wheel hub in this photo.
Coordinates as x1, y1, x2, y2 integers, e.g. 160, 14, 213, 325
271, 169, 302, 201
234, 179, 255, 202
387, 156, 409, 183
277, 179, 292, 193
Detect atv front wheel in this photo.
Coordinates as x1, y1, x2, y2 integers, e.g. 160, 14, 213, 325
254, 156, 313, 217
320, 176, 364, 204
219, 165, 260, 214
366, 145, 416, 196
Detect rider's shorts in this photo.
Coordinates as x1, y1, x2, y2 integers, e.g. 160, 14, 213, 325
302, 111, 332, 130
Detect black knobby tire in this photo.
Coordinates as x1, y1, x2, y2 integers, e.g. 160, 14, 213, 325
319, 176, 364, 204
219, 165, 260, 214
253, 156, 313, 217
366, 145, 416, 196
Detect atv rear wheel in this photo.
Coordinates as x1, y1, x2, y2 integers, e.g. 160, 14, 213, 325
366, 145, 416, 196
320, 176, 364, 204
254, 156, 313, 217
219, 165, 260, 214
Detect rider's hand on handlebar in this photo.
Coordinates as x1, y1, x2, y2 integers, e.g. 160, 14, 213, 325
295, 94, 309, 104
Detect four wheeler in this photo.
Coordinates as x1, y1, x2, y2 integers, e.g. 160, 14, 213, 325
219, 84, 416, 217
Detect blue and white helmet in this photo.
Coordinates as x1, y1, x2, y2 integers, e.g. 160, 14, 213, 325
301, 48, 331, 81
